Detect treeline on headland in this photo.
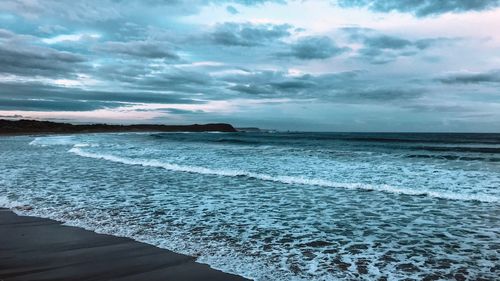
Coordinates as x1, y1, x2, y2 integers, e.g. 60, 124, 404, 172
0, 119, 237, 135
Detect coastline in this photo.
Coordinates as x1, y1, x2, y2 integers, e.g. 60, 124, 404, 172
0, 119, 238, 135
0, 208, 251, 281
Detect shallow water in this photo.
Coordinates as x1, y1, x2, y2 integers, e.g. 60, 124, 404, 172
1, 132, 499, 280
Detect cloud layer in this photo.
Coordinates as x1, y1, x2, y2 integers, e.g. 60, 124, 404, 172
337, 0, 500, 17
0, 0, 499, 131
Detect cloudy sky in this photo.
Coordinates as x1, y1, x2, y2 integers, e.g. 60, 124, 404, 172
1, 0, 500, 131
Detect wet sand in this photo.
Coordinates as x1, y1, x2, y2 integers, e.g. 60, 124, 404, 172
0, 208, 250, 281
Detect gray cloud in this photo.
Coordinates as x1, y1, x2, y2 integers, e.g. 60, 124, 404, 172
343, 27, 457, 64
222, 70, 423, 103
0, 97, 121, 111
226, 5, 239, 14
211, 22, 292, 46
405, 104, 469, 113
92, 61, 154, 84
0, 31, 86, 77
223, 70, 315, 95
145, 0, 284, 6
228, 0, 285, 4
364, 36, 455, 51
332, 88, 424, 103
0, 0, 127, 22
89, 61, 226, 95
223, 70, 357, 94
0, 114, 24, 119
0, 29, 15, 38
1, 0, 498, 131
1, 0, 285, 23
132, 68, 217, 93
89, 62, 220, 94
336, 0, 500, 17
0, 82, 204, 111
95, 40, 179, 59
156, 108, 205, 115
437, 70, 500, 84
37, 24, 67, 34
364, 35, 413, 50
288, 36, 347, 59
276, 36, 348, 60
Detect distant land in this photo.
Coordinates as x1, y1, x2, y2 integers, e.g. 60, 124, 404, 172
236, 127, 276, 133
0, 119, 237, 135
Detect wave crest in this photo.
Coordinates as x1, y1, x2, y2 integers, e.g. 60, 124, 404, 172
29, 136, 75, 146
68, 146, 498, 203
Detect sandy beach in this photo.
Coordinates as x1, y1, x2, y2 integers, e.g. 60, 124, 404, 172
0, 208, 250, 281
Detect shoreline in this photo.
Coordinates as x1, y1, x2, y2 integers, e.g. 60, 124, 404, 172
0, 208, 251, 281
0, 119, 238, 135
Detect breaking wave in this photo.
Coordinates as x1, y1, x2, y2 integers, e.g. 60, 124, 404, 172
68, 146, 498, 203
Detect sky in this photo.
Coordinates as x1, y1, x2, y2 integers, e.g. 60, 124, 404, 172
1, 0, 500, 132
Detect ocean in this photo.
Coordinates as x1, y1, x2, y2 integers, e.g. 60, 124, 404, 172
0, 132, 499, 280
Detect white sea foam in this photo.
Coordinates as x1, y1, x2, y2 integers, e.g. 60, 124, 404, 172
68, 146, 499, 203
0, 196, 24, 209
29, 136, 76, 146
3, 133, 498, 281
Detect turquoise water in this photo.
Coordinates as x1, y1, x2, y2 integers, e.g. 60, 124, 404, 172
0, 132, 499, 280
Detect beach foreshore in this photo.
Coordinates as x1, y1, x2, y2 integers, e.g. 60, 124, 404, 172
0, 208, 250, 281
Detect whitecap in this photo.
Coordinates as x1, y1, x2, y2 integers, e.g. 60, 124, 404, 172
29, 136, 76, 146
68, 146, 499, 203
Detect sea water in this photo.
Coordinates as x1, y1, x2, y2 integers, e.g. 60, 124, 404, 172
0, 132, 499, 280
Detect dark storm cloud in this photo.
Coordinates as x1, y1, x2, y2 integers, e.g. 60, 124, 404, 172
0, 29, 86, 77
343, 27, 457, 64
211, 22, 292, 46
437, 70, 500, 84
0, 45, 85, 77
336, 0, 500, 17
0, 98, 121, 111
0, 82, 204, 112
280, 36, 348, 60
95, 40, 179, 59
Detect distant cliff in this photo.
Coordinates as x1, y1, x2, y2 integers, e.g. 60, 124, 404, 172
0, 119, 237, 134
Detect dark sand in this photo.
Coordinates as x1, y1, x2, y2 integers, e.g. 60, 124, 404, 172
0, 208, 250, 281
